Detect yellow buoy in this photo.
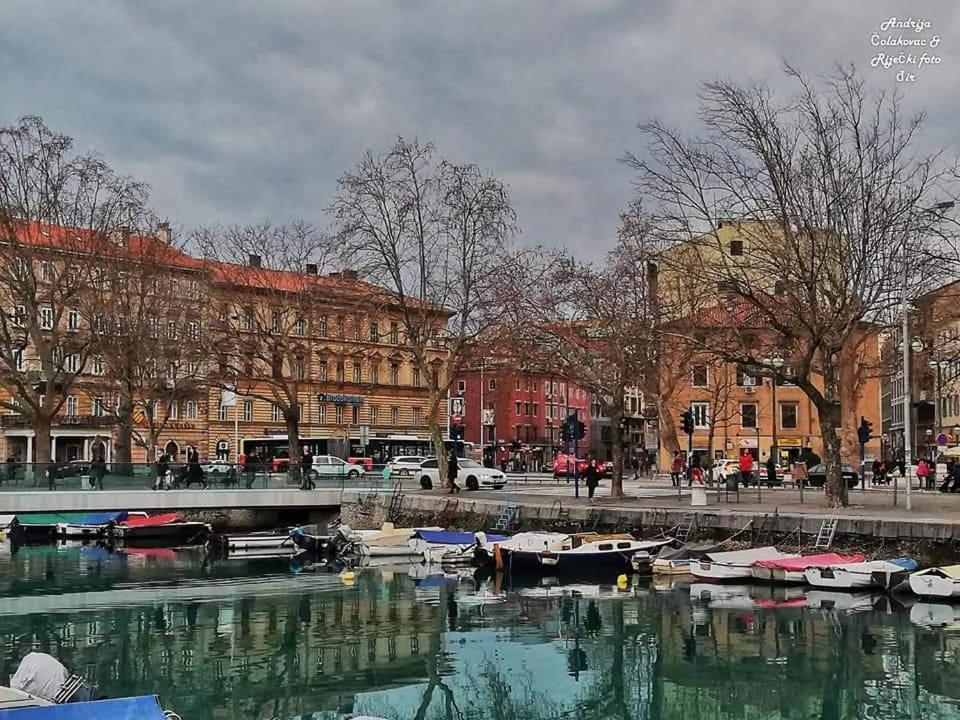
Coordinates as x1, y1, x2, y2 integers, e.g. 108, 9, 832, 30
617, 574, 629, 589
340, 570, 356, 584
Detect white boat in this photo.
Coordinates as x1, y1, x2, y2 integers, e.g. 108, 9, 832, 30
220, 532, 293, 552
750, 553, 865, 584
409, 530, 507, 564
690, 547, 796, 582
353, 524, 440, 558
651, 558, 692, 575
909, 565, 960, 599
56, 512, 149, 539
804, 559, 917, 590
0, 685, 51, 710
910, 602, 960, 629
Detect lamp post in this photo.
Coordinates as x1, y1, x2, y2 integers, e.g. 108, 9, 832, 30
765, 356, 785, 467
929, 357, 949, 447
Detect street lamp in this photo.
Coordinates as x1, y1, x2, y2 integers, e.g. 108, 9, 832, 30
764, 356, 785, 466
929, 357, 950, 446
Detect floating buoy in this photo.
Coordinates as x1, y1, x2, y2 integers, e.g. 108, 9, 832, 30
617, 574, 629, 589
340, 570, 356, 584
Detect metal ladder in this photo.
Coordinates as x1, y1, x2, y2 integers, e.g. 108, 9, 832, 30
357, 491, 378, 517
675, 513, 698, 544
52, 676, 87, 704
549, 500, 570, 529
386, 482, 404, 522
812, 516, 839, 549
439, 499, 459, 528
493, 503, 519, 532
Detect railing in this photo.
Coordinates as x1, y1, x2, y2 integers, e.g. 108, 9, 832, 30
0, 414, 115, 428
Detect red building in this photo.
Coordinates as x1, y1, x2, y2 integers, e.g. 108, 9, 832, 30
452, 365, 592, 469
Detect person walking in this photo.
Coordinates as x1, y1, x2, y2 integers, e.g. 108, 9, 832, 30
670, 452, 685, 487
585, 458, 601, 500
300, 447, 315, 490
90, 438, 107, 490
155, 451, 170, 490
447, 452, 461, 494
765, 454, 777, 487
687, 457, 702, 488
917, 458, 930, 491
185, 445, 205, 489
739, 449, 754, 486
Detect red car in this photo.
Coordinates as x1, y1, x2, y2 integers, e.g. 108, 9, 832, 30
553, 454, 590, 478
348, 457, 374, 472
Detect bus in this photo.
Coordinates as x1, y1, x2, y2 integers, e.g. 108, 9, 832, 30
241, 435, 477, 470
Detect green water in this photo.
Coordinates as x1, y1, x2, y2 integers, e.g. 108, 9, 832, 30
0, 543, 958, 720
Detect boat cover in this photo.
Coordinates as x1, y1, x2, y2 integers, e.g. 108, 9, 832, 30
120, 513, 179, 528
891, 558, 918, 570
0, 695, 167, 719
9, 653, 68, 703
831, 559, 917, 574
71, 512, 128, 526
412, 530, 508, 545
753, 553, 865, 570
919, 564, 960, 579
704, 547, 793, 564
13, 514, 88, 527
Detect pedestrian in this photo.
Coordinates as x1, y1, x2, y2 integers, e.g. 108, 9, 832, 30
46, 460, 57, 491
448, 452, 461, 494
155, 452, 170, 490
244, 451, 258, 489
739, 449, 754, 486
185, 445, 205, 489
687, 457, 702, 487
300, 446, 315, 490
871, 458, 882, 486
90, 439, 107, 490
917, 458, 930, 491
766, 454, 777, 487
585, 458, 601, 500
670, 451, 685, 487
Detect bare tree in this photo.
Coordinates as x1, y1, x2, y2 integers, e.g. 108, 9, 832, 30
330, 138, 525, 486
624, 65, 959, 505
195, 222, 329, 479
85, 222, 206, 467
0, 116, 149, 466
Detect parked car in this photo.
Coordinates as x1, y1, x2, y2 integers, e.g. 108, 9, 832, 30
348, 457, 375, 472
51, 460, 93, 479
804, 463, 860, 488
311, 455, 365, 479
552, 454, 590, 478
418, 458, 506, 491
201, 460, 237, 484
710, 459, 741, 485
600, 460, 614, 478
386, 456, 428, 477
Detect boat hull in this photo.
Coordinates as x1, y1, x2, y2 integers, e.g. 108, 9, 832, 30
909, 572, 960, 599
651, 559, 692, 575
54, 523, 108, 539
501, 547, 642, 574
691, 561, 756, 582
220, 533, 291, 551
111, 522, 209, 544
805, 566, 911, 591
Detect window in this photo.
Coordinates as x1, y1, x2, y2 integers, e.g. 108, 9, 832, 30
295, 358, 306, 381
335, 405, 343, 424
65, 354, 80, 373
390, 322, 399, 344
691, 402, 710, 428
737, 368, 756, 386
370, 365, 379, 384
391, 407, 398, 425
11, 305, 25, 328
186, 400, 198, 420
168, 401, 179, 420
243, 308, 254, 331
65, 395, 78, 416
351, 405, 359, 424
40, 261, 52, 282
318, 404, 326, 423
271, 404, 282, 423
730, 239, 744, 256
188, 280, 199, 299
295, 315, 306, 336
525, 403, 531, 416
148, 316, 158, 338
187, 321, 200, 341
187, 360, 200, 377
777, 366, 796, 386
318, 316, 327, 337
532, 403, 538, 417
336, 362, 345, 383
370, 406, 379, 425
337, 316, 345, 339
13, 349, 24, 372
515, 378, 521, 390
691, 365, 708, 387
740, 403, 757, 428
391, 364, 399, 385
353, 363, 362, 384
413, 368, 421, 387
780, 403, 798, 429
271, 309, 282, 333
166, 320, 177, 340
354, 319, 361, 341
39, 307, 53, 330
489, 379, 497, 391
515, 401, 522, 415
412, 407, 421, 425
93, 396, 105, 417
67, 309, 79, 332
242, 399, 253, 422
218, 404, 228, 421
370, 322, 379, 342
457, 380, 466, 393
318, 360, 328, 382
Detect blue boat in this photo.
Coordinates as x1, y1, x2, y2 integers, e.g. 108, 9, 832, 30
0, 695, 169, 719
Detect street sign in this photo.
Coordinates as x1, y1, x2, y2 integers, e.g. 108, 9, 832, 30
220, 386, 237, 407
937, 433, 949, 446
481, 409, 495, 426
450, 397, 465, 416
451, 413, 464, 426
216, 440, 229, 452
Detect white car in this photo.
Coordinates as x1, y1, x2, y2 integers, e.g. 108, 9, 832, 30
386, 456, 428, 478
311, 455, 365, 479
417, 458, 507, 491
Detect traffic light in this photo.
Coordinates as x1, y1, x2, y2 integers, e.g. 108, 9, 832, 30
857, 416, 873, 446
575, 419, 586, 440
681, 408, 695, 436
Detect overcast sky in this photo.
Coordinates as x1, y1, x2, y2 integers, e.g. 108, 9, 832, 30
1, 1, 957, 255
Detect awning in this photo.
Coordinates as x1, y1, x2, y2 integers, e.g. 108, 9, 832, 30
0, 695, 167, 719
120, 513, 179, 528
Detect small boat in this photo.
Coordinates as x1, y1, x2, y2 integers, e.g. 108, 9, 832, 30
353, 523, 440, 558
216, 531, 293, 552
288, 525, 330, 555
409, 530, 508, 564
498, 534, 669, 574
690, 547, 797, 582
55, 512, 141, 539
475, 531, 572, 566
0, 514, 14, 540
751, 553, 865, 584
9, 513, 96, 542
650, 558, 692, 575
804, 558, 917, 590
108, 512, 209, 545
0, 694, 172, 718
909, 565, 960, 599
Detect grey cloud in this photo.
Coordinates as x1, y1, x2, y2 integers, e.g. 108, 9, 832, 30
1, 0, 958, 254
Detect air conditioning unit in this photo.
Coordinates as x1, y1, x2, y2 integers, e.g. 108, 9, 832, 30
745, 386, 756, 394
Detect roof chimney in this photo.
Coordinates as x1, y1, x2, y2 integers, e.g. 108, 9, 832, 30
248, 254, 262, 268
157, 221, 171, 245
342, 269, 358, 280
305, 263, 318, 275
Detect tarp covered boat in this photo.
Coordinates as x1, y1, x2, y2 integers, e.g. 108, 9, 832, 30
751, 553, 865, 583
108, 513, 209, 545
804, 558, 917, 590
690, 547, 797, 582
0, 695, 168, 719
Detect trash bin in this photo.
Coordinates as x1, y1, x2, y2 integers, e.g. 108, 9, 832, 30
79, 475, 91, 490
726, 473, 740, 492
690, 485, 707, 506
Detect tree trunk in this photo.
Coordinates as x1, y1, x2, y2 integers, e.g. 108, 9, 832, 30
656, 395, 680, 462
610, 404, 625, 498
285, 406, 302, 484
820, 400, 845, 507
115, 393, 134, 475
34, 416, 51, 465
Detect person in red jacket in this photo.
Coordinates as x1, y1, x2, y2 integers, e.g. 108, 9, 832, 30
739, 449, 754, 486
670, 452, 686, 487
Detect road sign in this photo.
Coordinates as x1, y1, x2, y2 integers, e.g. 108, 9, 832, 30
481, 409, 495, 426
220, 386, 237, 407
216, 440, 229, 452
451, 413, 464, 426
450, 397, 465, 416
938, 433, 949, 446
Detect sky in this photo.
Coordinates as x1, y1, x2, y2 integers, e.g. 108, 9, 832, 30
1, 1, 958, 256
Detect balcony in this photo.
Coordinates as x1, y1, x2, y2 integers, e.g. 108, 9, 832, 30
0, 414, 115, 429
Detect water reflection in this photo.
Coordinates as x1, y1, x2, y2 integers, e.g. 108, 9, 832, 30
0, 544, 959, 719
